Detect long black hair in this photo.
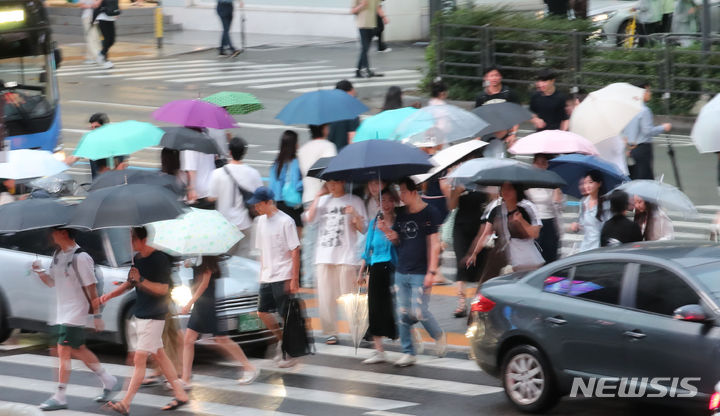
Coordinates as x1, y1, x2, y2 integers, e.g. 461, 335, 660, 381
633, 199, 657, 240
275, 130, 299, 177
382, 86, 403, 111
585, 170, 605, 221
161, 148, 180, 176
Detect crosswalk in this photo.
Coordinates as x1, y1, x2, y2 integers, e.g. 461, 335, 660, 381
0, 346, 501, 416
56, 59, 423, 93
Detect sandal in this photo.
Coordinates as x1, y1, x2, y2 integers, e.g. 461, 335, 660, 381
453, 293, 467, 318
140, 375, 163, 387
162, 398, 188, 411
104, 401, 129, 416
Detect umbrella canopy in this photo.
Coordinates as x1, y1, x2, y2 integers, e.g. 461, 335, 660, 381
0, 149, 69, 180
320, 140, 433, 181
612, 180, 697, 216
412, 139, 487, 184
691, 93, 720, 153
0, 198, 73, 232
73, 121, 164, 161
160, 127, 222, 154
569, 83, 645, 143
392, 104, 489, 146
446, 158, 519, 188
466, 159, 567, 189
307, 156, 334, 179
29, 173, 77, 196
509, 130, 599, 156
152, 99, 236, 129
548, 154, 630, 199
90, 170, 185, 195
276, 89, 369, 125
472, 102, 533, 134
202, 91, 264, 115
338, 292, 369, 353
147, 208, 243, 256
354, 107, 418, 141
67, 184, 187, 230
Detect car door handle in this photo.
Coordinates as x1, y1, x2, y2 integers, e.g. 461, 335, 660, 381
545, 316, 567, 326
624, 330, 646, 340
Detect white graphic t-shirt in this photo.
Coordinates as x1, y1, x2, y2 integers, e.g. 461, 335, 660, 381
311, 194, 367, 266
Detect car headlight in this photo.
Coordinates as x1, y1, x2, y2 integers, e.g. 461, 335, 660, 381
591, 11, 616, 23
53, 150, 66, 163
171, 285, 192, 308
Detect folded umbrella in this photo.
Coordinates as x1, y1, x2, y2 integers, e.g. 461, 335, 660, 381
612, 180, 697, 216
276, 89, 369, 125
307, 156, 334, 179
73, 121, 164, 161
202, 91, 264, 115
509, 130, 599, 156
147, 208, 243, 256
153, 99, 236, 129
392, 104, 489, 146
472, 102, 533, 135
0, 149, 69, 180
569, 83, 645, 143
412, 139, 487, 184
466, 159, 567, 189
548, 154, 629, 199
0, 198, 74, 232
354, 107, 418, 141
160, 127, 222, 155
90, 170, 185, 196
691, 93, 720, 153
337, 291, 369, 354
320, 140, 433, 181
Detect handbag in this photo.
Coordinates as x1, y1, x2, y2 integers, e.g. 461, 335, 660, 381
500, 203, 544, 269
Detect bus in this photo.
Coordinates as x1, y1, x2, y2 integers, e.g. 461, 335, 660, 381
0, 0, 62, 157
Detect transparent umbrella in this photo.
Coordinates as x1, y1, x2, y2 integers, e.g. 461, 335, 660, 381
338, 290, 369, 354
612, 179, 697, 217
391, 104, 488, 146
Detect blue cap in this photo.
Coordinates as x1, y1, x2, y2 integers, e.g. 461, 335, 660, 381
247, 186, 275, 205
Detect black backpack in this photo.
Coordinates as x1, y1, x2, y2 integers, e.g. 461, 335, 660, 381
282, 297, 314, 359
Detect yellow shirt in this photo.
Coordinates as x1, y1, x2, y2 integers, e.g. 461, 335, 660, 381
354, 0, 379, 29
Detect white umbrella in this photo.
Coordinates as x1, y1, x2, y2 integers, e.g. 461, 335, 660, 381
612, 179, 697, 216
392, 104, 489, 146
147, 208, 243, 256
691, 93, 720, 153
569, 83, 645, 143
412, 139, 487, 184
337, 291, 369, 354
0, 149, 69, 180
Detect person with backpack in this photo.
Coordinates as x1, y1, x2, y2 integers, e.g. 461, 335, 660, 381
208, 136, 263, 258
269, 130, 304, 236
30, 227, 119, 411
248, 187, 302, 367
92, 0, 120, 69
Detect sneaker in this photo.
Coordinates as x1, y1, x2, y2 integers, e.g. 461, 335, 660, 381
83, 59, 96, 64
102, 60, 114, 69
379, 47, 392, 53
96, 53, 105, 65
277, 357, 299, 368
93, 378, 122, 403
394, 353, 416, 367
436, 331, 447, 358
362, 351, 386, 364
325, 335, 338, 345
412, 329, 424, 355
39, 398, 68, 411
355, 69, 369, 79
367, 70, 384, 78
238, 369, 259, 384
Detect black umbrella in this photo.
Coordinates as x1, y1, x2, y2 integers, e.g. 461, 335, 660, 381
90, 170, 185, 196
67, 184, 187, 230
307, 156, 334, 179
469, 159, 566, 189
0, 199, 74, 233
473, 102, 533, 135
160, 127, 222, 155
320, 140, 433, 181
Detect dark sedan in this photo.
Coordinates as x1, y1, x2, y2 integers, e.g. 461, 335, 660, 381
469, 242, 720, 413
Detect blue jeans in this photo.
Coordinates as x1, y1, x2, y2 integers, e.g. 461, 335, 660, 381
217, 2, 234, 51
395, 272, 443, 355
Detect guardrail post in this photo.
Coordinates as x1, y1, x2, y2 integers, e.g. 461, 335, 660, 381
484, 24, 494, 67
155, 0, 163, 49
570, 30, 581, 91
435, 20, 444, 79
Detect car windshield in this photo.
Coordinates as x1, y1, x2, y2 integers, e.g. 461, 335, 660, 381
688, 262, 720, 295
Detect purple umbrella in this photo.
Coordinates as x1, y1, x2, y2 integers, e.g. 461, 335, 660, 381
152, 99, 236, 129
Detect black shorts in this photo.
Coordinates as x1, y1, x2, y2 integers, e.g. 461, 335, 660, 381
258, 281, 290, 318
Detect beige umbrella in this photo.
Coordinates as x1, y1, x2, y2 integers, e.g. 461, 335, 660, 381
569, 83, 645, 143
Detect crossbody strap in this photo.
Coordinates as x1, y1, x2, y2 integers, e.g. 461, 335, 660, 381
69, 249, 95, 314
223, 165, 253, 206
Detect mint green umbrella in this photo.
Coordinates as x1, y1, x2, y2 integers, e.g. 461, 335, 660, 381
147, 208, 243, 256
202, 91, 264, 115
354, 107, 418, 141
73, 120, 164, 160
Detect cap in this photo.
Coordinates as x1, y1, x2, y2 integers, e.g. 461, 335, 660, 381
247, 186, 275, 205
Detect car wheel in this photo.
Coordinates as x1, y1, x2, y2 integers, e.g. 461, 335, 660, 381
501, 345, 559, 413
0, 296, 12, 344
617, 20, 639, 48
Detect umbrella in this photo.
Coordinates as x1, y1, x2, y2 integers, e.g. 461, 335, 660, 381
307, 156, 334, 179
569, 83, 645, 143
147, 208, 243, 256
29, 173, 77, 196
276, 89, 369, 125
67, 184, 187, 230
412, 139, 487, 184
160, 127, 223, 155
612, 179, 697, 216
472, 102, 533, 134
320, 140, 433, 181
153, 99, 236, 129
90, 170, 185, 196
509, 130, 599, 156
337, 291, 369, 353
0, 199, 73, 232
391, 104, 489, 146
548, 154, 630, 199
691, 93, 720, 153
446, 158, 520, 188
0, 149, 69, 180
467, 159, 567, 189
202, 91, 264, 115
73, 121, 164, 161
354, 107, 418, 141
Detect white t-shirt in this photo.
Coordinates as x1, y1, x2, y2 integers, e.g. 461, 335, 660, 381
49, 245, 96, 327
526, 188, 556, 220
309, 194, 367, 266
297, 139, 337, 204
181, 150, 217, 200
208, 163, 263, 230
255, 210, 301, 283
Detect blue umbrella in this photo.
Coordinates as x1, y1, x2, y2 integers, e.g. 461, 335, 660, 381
548, 154, 629, 199
276, 90, 369, 125
354, 107, 418, 141
320, 140, 433, 181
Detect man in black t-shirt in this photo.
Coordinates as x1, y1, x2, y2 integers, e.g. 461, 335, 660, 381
475, 66, 519, 107
379, 178, 446, 367
529, 69, 569, 131
327, 80, 360, 151
601, 191, 643, 247
100, 227, 189, 414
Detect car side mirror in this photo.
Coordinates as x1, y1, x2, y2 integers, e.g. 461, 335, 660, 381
673, 304, 711, 323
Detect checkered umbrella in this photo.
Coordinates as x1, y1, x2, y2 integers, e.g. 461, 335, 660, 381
147, 208, 243, 256
202, 91, 264, 115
